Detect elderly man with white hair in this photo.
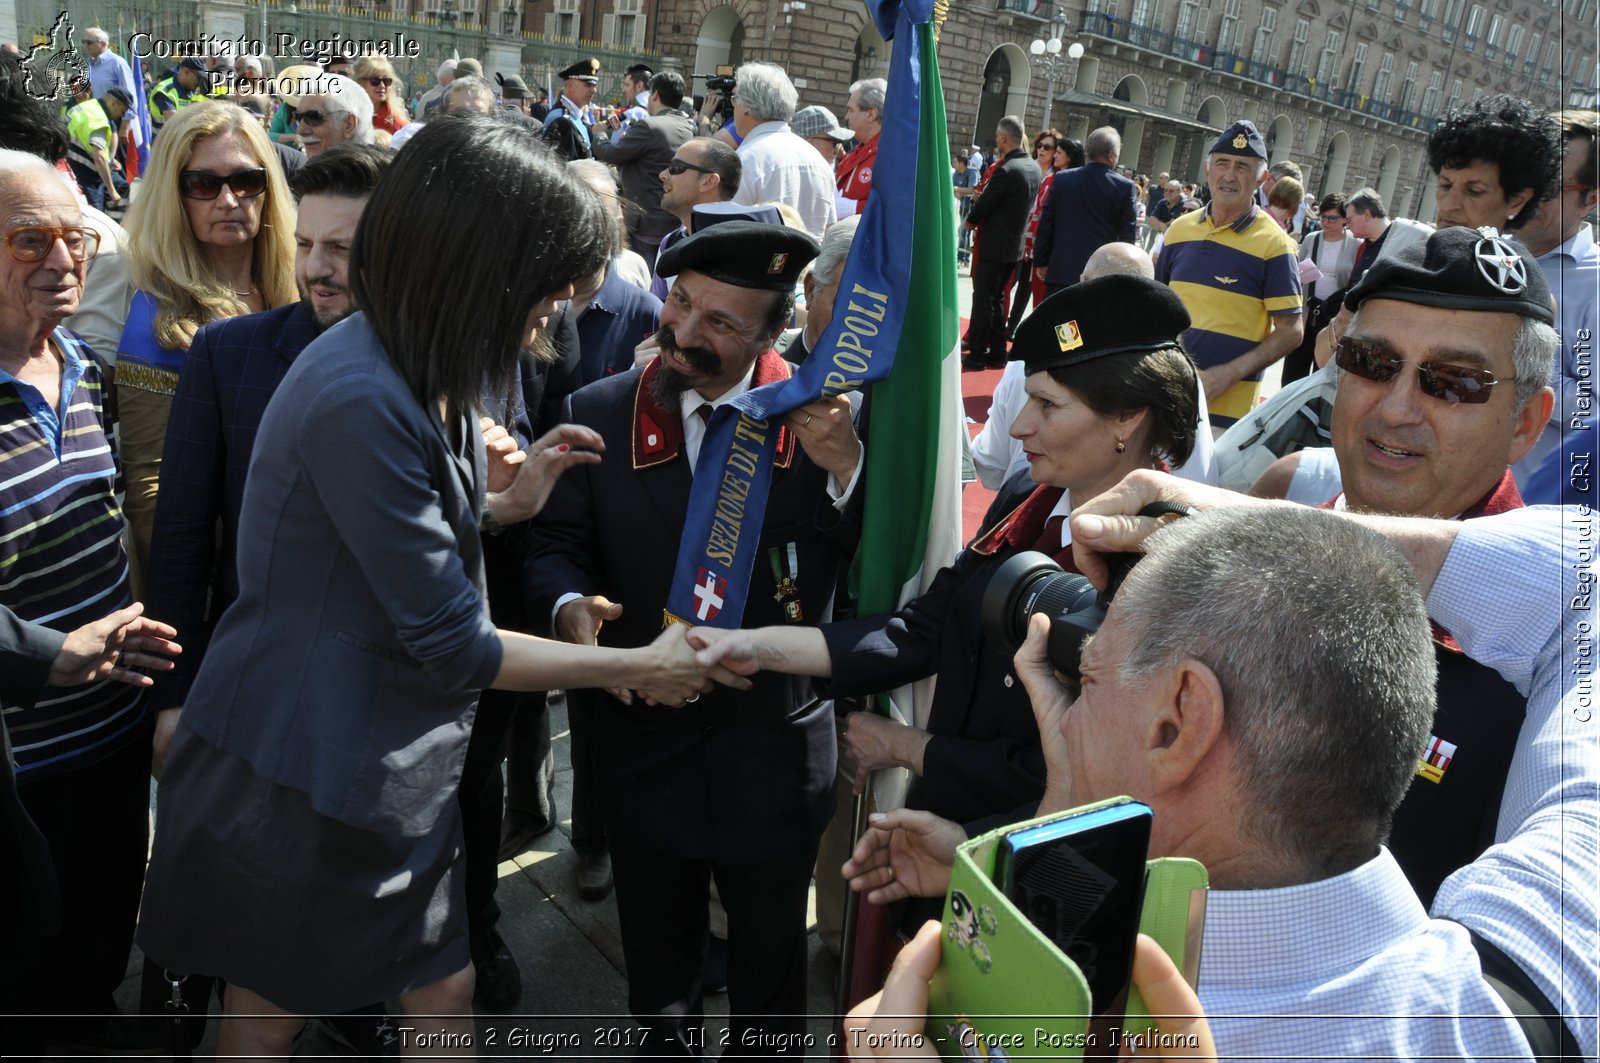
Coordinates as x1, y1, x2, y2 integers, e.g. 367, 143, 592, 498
82, 26, 135, 103
418, 57, 456, 118
295, 74, 375, 157
729, 61, 837, 237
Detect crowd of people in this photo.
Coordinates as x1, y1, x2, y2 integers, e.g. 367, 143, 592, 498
0, 26, 1594, 1063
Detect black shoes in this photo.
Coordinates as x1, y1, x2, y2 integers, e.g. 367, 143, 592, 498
470, 926, 523, 1013
575, 848, 614, 901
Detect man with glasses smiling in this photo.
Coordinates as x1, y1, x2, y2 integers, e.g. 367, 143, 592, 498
649, 136, 741, 299
293, 74, 374, 157
0, 149, 157, 1052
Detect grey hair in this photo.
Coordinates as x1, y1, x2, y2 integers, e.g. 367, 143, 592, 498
812, 214, 861, 286
1269, 159, 1303, 180
849, 77, 886, 116
1510, 316, 1559, 411
316, 75, 375, 144
1086, 126, 1121, 162
84, 26, 109, 44
442, 74, 496, 114
1114, 506, 1436, 874
0, 148, 66, 200
997, 114, 1025, 144
1343, 306, 1557, 411
733, 62, 798, 123
1347, 186, 1388, 219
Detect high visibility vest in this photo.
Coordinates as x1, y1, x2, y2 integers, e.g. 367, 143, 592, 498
64, 100, 112, 174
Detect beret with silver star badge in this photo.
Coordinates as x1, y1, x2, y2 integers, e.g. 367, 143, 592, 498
656, 221, 819, 292
1010, 274, 1192, 374
1344, 225, 1554, 325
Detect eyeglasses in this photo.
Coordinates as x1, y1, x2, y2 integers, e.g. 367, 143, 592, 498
1561, 183, 1595, 195
1335, 336, 1509, 405
365, 76, 393, 87
179, 168, 268, 200
666, 158, 713, 176
296, 109, 329, 126
1321, 213, 1345, 223
4, 225, 100, 263
1036, 142, 1056, 154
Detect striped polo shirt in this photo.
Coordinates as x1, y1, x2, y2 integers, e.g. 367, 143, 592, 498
1157, 202, 1302, 423
1, 328, 143, 781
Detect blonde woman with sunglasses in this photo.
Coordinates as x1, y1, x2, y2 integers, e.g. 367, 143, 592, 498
117, 102, 296, 596
352, 54, 410, 135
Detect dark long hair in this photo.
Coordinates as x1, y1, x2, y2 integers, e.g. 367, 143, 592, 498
350, 113, 611, 417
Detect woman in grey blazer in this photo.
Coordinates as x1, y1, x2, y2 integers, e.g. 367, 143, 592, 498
137, 115, 726, 1054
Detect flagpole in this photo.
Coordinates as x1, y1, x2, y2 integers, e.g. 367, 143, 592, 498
833, 790, 869, 1022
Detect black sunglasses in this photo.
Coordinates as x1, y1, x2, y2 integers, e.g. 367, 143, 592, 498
365, 76, 393, 87
666, 158, 713, 176
296, 109, 330, 126
179, 168, 268, 201
1335, 336, 1509, 405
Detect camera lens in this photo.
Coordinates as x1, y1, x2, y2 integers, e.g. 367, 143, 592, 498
981, 551, 1105, 677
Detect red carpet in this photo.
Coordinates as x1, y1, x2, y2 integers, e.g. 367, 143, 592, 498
958, 313, 1001, 542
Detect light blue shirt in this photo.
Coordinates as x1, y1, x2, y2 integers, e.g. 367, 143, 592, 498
1197, 508, 1596, 1060
1516, 225, 1598, 505
87, 47, 136, 103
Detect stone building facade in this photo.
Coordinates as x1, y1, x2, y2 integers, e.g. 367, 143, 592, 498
645, 0, 1597, 222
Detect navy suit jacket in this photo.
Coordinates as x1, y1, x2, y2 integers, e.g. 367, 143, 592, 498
574, 268, 662, 387
172, 314, 501, 837
523, 354, 858, 862
144, 302, 319, 711
1035, 161, 1139, 285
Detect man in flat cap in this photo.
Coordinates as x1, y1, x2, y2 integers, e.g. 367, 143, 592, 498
525, 221, 863, 1051
543, 57, 600, 161
1155, 118, 1303, 427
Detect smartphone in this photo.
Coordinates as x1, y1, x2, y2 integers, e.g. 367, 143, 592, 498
993, 801, 1153, 1023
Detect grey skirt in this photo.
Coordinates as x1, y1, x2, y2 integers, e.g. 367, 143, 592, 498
137, 724, 468, 1015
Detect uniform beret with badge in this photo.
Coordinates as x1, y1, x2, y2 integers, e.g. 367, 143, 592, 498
656, 221, 819, 292
1011, 274, 1192, 374
1208, 119, 1266, 160
1345, 225, 1554, 324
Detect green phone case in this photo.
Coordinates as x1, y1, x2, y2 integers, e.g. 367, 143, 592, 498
925, 797, 1208, 1060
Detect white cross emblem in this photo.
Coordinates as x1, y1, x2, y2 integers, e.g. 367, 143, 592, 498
1472, 234, 1528, 294
693, 570, 725, 621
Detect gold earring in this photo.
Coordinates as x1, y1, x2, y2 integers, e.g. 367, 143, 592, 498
1115, 439, 1126, 453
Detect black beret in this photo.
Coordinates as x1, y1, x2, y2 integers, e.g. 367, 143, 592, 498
1345, 225, 1554, 325
1011, 274, 1191, 374
559, 58, 601, 84
104, 86, 133, 107
1208, 119, 1266, 160
656, 221, 819, 292
178, 56, 208, 74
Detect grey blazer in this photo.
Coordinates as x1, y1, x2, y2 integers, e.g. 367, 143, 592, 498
1298, 228, 1360, 295
179, 314, 502, 837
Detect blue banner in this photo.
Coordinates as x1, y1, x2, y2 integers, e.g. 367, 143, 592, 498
664, 0, 935, 628
130, 51, 152, 171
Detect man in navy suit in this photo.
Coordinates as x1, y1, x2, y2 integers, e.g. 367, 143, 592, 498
524, 221, 863, 1053
1034, 125, 1139, 297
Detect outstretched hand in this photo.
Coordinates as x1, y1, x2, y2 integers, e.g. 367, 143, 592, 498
687, 626, 764, 677
843, 919, 943, 1062
841, 807, 965, 905
50, 603, 180, 689
634, 625, 754, 707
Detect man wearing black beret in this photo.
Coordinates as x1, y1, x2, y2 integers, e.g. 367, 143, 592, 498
1155, 118, 1304, 427
1313, 226, 1558, 912
524, 221, 864, 1050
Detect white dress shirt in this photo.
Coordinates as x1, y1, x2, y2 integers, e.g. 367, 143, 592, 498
732, 121, 838, 239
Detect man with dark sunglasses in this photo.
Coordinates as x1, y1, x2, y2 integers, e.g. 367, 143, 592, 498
649, 136, 741, 299
293, 75, 374, 157
1310, 226, 1558, 911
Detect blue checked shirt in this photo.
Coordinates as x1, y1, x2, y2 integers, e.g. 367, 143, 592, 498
1196, 507, 1597, 1060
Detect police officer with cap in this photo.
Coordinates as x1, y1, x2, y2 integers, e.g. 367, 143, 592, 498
148, 56, 211, 130
543, 57, 601, 160
1322, 225, 1559, 906
524, 220, 864, 1052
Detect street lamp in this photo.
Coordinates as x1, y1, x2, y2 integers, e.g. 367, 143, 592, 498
1029, 6, 1084, 134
